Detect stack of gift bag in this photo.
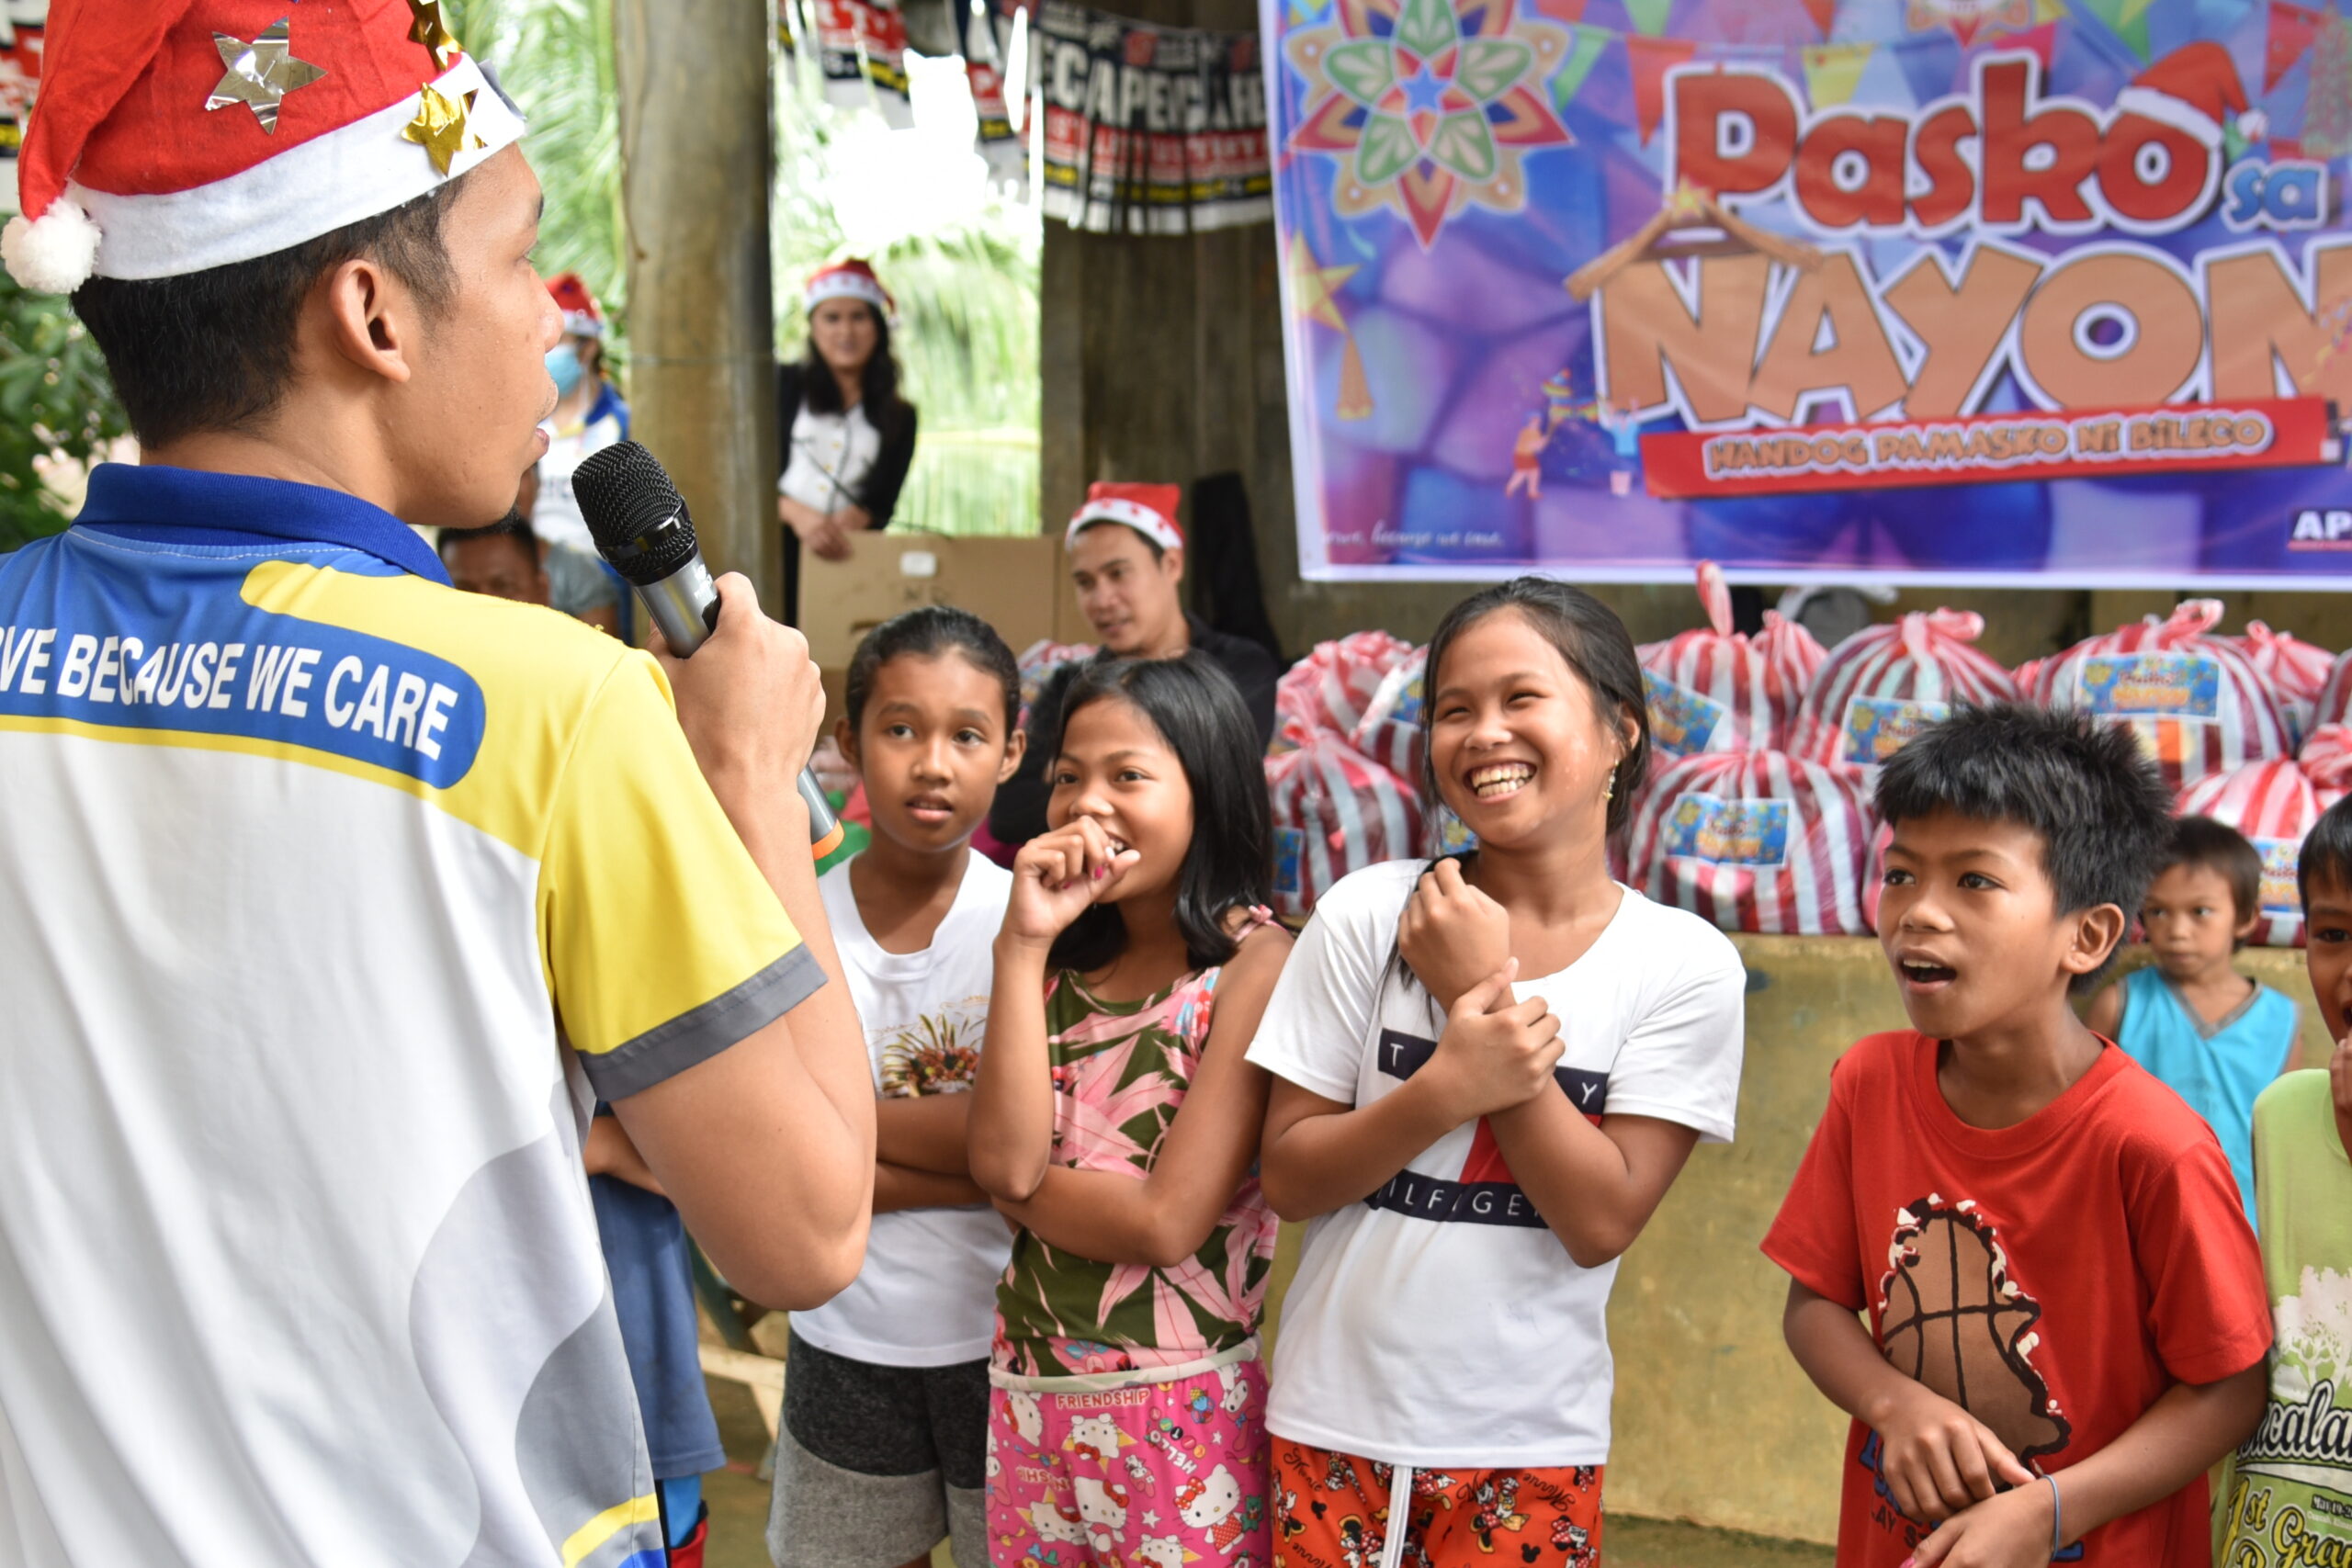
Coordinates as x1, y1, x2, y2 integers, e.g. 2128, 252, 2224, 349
1258, 565, 2352, 943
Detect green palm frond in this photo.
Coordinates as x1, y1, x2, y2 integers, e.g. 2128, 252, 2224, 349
448, 0, 627, 340
454, 1, 1040, 536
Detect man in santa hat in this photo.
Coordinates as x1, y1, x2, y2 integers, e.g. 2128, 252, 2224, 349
0, 6, 873, 1566
989, 482, 1280, 846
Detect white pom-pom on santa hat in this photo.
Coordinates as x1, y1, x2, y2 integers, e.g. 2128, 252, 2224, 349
2, 197, 103, 295
2114, 40, 2257, 149
2239, 107, 2271, 142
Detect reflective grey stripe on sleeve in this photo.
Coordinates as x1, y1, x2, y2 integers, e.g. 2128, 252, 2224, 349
582, 943, 829, 1100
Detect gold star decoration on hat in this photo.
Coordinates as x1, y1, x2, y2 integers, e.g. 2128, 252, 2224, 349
206, 16, 326, 135
402, 83, 485, 175
407, 0, 459, 72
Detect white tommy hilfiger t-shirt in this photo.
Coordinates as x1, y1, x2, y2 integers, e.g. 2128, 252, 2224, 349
1245, 860, 1747, 1469
793, 852, 1014, 1367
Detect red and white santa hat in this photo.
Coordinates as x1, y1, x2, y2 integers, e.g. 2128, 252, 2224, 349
1066, 480, 1184, 554
805, 258, 894, 318
2115, 40, 2267, 147
4, 0, 526, 295
547, 271, 603, 338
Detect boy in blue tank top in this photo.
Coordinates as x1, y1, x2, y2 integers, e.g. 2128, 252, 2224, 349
2086, 815, 2301, 1224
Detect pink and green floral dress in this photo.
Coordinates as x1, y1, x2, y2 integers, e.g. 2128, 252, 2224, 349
990, 935, 1281, 1382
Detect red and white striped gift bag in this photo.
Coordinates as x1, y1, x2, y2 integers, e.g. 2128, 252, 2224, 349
1791, 610, 2018, 770
1351, 647, 1429, 784
1638, 561, 1780, 757
2036, 601, 2291, 793
2302, 651, 2352, 742
1274, 631, 1419, 748
1627, 750, 1877, 935
2177, 759, 2333, 946
1758, 609, 1826, 732
2228, 622, 2335, 749
1015, 638, 1097, 733
2297, 724, 2352, 807
1264, 731, 1425, 919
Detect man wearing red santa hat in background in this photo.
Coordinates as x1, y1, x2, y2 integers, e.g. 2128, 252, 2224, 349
0, 4, 874, 1565
988, 481, 1279, 846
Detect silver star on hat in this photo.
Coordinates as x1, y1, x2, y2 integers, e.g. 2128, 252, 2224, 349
207, 17, 326, 134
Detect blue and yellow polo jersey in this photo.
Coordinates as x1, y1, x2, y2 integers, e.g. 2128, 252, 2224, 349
0, 465, 821, 1568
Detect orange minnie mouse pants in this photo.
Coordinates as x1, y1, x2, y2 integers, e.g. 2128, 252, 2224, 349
1270, 1438, 1604, 1568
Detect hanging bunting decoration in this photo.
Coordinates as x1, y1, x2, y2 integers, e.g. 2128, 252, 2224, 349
1288, 233, 1373, 419
1904, 0, 2029, 45
2269, 0, 2324, 90
1035, 0, 1273, 233
1531, 0, 1588, 21
2306, 5, 2352, 156
1802, 0, 1838, 37
1622, 0, 1673, 37
2004, 17, 2058, 67
1551, 22, 1612, 112
1801, 40, 1873, 106
777, 0, 915, 129
1627, 34, 1699, 142
954, 0, 1033, 189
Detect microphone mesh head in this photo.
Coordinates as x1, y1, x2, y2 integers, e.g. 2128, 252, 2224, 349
571, 442, 700, 582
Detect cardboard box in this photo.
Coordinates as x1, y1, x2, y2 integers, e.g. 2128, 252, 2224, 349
799, 532, 1079, 669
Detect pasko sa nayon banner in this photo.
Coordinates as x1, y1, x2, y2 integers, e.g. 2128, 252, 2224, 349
1265, 0, 2352, 586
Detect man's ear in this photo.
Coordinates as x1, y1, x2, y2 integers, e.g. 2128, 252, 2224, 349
1163, 545, 1185, 590
315, 254, 419, 387
999, 724, 1028, 784
2064, 902, 2131, 982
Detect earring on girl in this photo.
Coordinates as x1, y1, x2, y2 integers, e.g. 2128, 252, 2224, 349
1603, 765, 1618, 802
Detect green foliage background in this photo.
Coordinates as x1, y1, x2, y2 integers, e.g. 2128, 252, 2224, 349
0, 276, 129, 550
455, 0, 1041, 536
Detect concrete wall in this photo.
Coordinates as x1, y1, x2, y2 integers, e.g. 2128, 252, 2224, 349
1260, 935, 2331, 1545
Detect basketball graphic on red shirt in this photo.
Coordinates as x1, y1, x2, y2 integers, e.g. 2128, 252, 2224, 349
1877, 1196, 2072, 1464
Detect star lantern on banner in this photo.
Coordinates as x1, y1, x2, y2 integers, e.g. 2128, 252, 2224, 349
1286, 0, 1575, 248
1904, 0, 2032, 45
408, 0, 460, 72
1287, 233, 1374, 419
403, 82, 485, 174
206, 16, 326, 134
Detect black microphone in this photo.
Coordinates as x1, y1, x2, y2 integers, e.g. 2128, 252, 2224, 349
572, 441, 845, 860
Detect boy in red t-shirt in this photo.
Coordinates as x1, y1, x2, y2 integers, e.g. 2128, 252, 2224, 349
1763, 705, 2271, 1568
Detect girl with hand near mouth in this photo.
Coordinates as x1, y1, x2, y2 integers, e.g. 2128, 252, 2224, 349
767, 606, 1025, 1568
968, 655, 1291, 1568
1248, 578, 1747, 1568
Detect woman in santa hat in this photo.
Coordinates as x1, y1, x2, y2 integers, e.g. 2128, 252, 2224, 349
777, 258, 919, 620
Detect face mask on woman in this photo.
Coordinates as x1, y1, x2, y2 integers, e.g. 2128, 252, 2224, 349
546, 343, 585, 399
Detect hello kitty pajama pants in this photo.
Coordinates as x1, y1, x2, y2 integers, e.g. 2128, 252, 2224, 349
986, 1359, 1272, 1567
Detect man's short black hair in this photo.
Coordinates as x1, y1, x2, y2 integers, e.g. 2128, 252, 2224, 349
438, 512, 539, 568
2299, 794, 2352, 907
71, 181, 463, 450
1070, 518, 1166, 561
1876, 705, 2171, 987
2159, 814, 2263, 934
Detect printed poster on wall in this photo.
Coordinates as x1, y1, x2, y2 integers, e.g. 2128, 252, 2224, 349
0, 0, 46, 217
1265, 0, 2352, 586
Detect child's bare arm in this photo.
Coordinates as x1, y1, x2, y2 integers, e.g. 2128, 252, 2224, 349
875, 1162, 988, 1214
583, 1115, 666, 1196
1783, 1280, 2031, 1524
877, 1093, 974, 1175
1257, 962, 1556, 1221
995, 928, 1289, 1267
970, 821, 1138, 1201
1911, 1366, 2267, 1568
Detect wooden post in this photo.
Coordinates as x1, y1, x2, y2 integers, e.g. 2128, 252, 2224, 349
610, 0, 780, 600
